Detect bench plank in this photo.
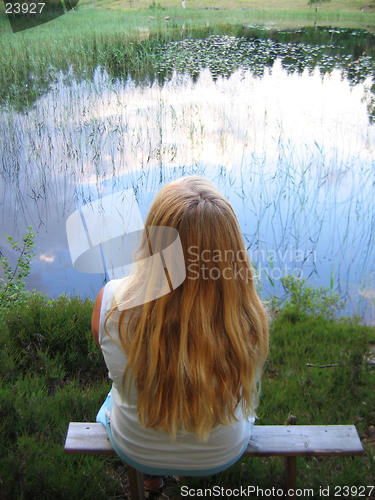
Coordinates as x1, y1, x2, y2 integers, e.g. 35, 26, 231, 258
245, 425, 364, 457
65, 423, 364, 457
64, 422, 115, 454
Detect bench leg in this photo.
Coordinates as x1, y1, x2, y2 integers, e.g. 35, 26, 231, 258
127, 465, 145, 500
284, 457, 296, 499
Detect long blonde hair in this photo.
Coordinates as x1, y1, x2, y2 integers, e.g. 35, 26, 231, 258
105, 175, 269, 441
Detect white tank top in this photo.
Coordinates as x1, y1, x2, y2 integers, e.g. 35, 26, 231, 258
99, 278, 253, 472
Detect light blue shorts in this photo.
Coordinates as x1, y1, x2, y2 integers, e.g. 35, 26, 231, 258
96, 390, 254, 476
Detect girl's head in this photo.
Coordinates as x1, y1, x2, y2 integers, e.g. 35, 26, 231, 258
130, 175, 255, 299
108, 175, 269, 440
144, 175, 252, 280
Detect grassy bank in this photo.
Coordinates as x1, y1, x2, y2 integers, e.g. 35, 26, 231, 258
0, 281, 374, 499
0, 0, 375, 107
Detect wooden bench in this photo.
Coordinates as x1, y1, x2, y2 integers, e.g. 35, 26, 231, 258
64, 423, 364, 500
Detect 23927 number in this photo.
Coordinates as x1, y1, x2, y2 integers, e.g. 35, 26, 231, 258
334, 485, 374, 497
5, 2, 45, 14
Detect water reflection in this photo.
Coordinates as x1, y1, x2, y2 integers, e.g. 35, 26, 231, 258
0, 52, 374, 324
153, 33, 375, 123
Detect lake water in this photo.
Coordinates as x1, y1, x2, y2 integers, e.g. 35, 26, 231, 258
1, 32, 374, 323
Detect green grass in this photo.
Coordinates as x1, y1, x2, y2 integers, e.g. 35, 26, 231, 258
0, 284, 374, 499
0, 0, 375, 107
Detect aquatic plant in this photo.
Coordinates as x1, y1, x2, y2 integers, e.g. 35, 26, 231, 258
0, 17, 374, 110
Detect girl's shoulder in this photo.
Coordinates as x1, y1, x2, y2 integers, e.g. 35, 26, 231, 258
101, 277, 130, 314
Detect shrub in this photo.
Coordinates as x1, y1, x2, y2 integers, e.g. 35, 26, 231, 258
0, 226, 35, 314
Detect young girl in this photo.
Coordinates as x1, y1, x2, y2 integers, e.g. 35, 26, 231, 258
91, 175, 269, 491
